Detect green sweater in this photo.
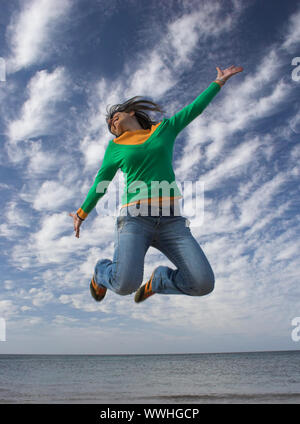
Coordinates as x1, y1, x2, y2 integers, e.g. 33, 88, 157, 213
77, 81, 221, 219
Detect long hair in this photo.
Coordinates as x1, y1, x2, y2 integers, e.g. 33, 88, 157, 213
105, 96, 166, 136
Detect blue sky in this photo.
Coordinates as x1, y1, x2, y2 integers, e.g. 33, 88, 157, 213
0, 0, 299, 354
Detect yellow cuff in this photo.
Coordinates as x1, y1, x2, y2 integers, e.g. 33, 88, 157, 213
76, 208, 88, 220
214, 80, 225, 87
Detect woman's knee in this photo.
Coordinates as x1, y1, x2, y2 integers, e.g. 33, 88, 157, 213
202, 273, 215, 295
114, 284, 136, 296
113, 276, 141, 296
191, 270, 215, 296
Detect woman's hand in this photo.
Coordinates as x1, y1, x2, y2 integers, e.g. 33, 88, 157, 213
69, 212, 83, 238
216, 64, 243, 83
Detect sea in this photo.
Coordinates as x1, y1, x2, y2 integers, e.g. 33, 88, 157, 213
0, 350, 299, 404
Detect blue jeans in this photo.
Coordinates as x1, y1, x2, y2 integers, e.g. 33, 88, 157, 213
94, 203, 215, 296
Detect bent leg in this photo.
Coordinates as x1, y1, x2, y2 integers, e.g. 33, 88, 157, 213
150, 216, 215, 296
94, 215, 150, 296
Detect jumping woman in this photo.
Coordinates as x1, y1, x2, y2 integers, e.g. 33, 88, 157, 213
70, 65, 243, 304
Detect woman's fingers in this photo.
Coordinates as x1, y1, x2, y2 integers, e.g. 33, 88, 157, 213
216, 65, 243, 82
69, 212, 76, 232
216, 66, 223, 76
227, 65, 243, 74
234, 66, 243, 73
75, 221, 79, 235
69, 212, 81, 238
217, 65, 243, 74
75, 223, 80, 238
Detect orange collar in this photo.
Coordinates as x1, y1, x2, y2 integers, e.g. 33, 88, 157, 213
113, 122, 162, 145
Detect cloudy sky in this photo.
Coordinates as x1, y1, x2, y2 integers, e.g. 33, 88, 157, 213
0, 0, 299, 354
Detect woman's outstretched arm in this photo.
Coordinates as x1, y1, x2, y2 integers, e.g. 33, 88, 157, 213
166, 64, 243, 136
69, 141, 120, 238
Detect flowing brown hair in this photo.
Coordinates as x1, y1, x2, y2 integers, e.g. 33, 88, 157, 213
105, 96, 166, 136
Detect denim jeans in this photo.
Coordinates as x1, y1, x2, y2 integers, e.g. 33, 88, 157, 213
94, 202, 215, 296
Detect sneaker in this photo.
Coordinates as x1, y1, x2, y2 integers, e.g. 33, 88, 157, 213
134, 270, 156, 303
90, 275, 107, 302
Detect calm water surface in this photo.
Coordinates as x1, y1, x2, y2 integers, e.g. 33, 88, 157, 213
0, 351, 299, 403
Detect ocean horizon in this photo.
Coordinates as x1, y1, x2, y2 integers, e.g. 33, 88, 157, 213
0, 348, 299, 356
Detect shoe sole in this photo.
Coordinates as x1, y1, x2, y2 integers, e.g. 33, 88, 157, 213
134, 270, 155, 303
90, 275, 107, 302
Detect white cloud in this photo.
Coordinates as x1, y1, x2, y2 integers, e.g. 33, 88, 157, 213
166, 1, 236, 68
32, 180, 74, 211
177, 135, 261, 193
275, 243, 299, 261
24, 317, 43, 326
0, 183, 11, 190
0, 223, 19, 239
5, 201, 31, 227
7, 208, 117, 270
289, 111, 300, 135
6, 0, 72, 73
20, 306, 33, 312
127, 51, 175, 98
8, 213, 70, 268
125, 2, 242, 99
281, 7, 300, 51
4, 280, 15, 290
28, 287, 55, 307
52, 315, 79, 325
26, 141, 62, 175
59, 292, 109, 313
0, 201, 31, 239
30, 213, 78, 263
80, 135, 108, 169
237, 173, 288, 228
7, 67, 69, 145
0, 299, 19, 319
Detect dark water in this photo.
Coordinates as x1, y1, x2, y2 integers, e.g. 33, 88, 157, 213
0, 351, 299, 403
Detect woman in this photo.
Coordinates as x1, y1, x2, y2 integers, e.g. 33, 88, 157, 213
70, 65, 243, 304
